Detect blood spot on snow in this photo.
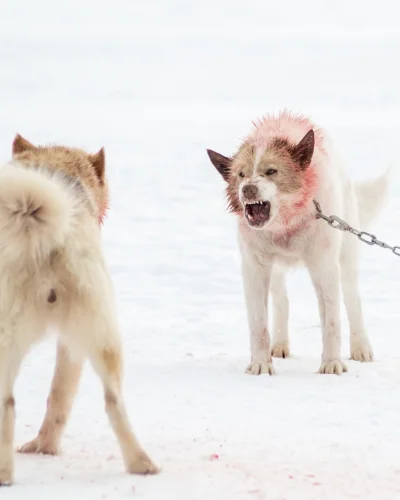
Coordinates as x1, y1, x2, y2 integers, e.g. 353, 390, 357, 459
288, 475, 294, 479
313, 482, 321, 486
209, 453, 219, 461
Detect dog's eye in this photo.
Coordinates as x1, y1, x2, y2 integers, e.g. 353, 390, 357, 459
266, 168, 277, 176
238, 172, 245, 178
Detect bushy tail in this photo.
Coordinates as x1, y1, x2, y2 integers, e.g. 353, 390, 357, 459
0, 164, 76, 263
354, 167, 390, 229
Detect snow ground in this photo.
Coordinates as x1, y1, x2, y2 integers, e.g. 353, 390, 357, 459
1, 0, 400, 498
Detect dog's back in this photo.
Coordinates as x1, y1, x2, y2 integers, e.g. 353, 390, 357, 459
0, 137, 108, 348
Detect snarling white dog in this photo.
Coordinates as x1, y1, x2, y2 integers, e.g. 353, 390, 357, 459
207, 111, 389, 376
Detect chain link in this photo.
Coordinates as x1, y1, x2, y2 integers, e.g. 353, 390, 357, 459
313, 200, 400, 257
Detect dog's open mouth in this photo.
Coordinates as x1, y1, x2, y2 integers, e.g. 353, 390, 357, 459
244, 201, 271, 227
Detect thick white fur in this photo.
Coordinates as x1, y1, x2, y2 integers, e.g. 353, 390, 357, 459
0, 161, 157, 485
239, 132, 389, 376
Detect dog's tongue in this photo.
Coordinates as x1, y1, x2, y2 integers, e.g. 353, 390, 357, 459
254, 204, 267, 216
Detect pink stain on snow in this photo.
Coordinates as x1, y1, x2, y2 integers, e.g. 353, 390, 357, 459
209, 453, 219, 461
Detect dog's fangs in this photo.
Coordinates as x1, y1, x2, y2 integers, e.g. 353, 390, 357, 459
207, 110, 390, 377
0, 135, 159, 486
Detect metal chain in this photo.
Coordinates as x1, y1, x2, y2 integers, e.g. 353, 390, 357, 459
313, 200, 400, 257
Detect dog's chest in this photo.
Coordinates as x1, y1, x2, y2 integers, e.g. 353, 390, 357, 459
239, 222, 314, 266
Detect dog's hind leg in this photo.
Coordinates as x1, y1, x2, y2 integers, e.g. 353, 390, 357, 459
64, 288, 159, 475
270, 268, 290, 358
19, 341, 84, 455
340, 236, 373, 362
0, 346, 23, 486
87, 338, 159, 475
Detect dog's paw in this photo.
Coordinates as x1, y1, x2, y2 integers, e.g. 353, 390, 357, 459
351, 342, 373, 362
271, 343, 290, 358
246, 359, 275, 375
318, 359, 348, 375
0, 467, 13, 487
18, 436, 60, 456
126, 452, 160, 475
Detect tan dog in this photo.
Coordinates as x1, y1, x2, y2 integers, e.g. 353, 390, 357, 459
0, 135, 158, 486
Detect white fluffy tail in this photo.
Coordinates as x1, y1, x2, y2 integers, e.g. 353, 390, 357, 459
354, 167, 390, 229
0, 163, 76, 263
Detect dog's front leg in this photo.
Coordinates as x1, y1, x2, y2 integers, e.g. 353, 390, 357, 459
242, 255, 274, 375
270, 269, 290, 358
307, 258, 348, 375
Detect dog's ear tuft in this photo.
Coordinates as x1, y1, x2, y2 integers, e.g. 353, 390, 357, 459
89, 147, 105, 183
291, 130, 314, 170
207, 149, 232, 182
12, 134, 36, 155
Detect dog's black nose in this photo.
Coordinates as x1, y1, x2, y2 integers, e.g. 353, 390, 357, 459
242, 184, 258, 200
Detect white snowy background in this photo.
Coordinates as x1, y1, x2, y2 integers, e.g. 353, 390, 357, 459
1, 1, 400, 499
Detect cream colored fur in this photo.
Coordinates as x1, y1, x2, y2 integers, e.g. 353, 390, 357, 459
0, 144, 158, 486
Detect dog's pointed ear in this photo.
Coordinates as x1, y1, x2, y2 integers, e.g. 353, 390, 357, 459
206, 149, 232, 182
89, 147, 105, 183
12, 134, 36, 156
291, 130, 314, 170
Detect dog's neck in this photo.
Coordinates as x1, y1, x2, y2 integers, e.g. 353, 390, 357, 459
272, 212, 316, 241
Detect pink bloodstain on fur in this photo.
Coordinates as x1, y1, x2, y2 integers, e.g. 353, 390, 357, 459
98, 195, 109, 225
273, 213, 315, 243
247, 109, 325, 153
